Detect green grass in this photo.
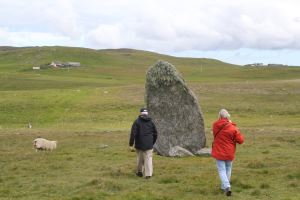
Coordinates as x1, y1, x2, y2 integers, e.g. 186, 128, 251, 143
0, 46, 299, 199
1, 128, 299, 200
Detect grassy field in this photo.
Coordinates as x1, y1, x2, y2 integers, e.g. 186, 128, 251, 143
0, 46, 299, 199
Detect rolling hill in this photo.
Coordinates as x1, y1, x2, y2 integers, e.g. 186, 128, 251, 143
0, 46, 299, 91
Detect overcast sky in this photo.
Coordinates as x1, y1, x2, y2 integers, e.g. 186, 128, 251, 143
0, 0, 300, 65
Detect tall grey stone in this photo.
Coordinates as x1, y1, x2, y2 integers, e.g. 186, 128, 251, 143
145, 60, 206, 156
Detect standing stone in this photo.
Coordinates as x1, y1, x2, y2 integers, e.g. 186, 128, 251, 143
145, 60, 206, 156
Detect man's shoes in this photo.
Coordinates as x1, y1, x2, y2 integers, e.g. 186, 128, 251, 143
136, 172, 143, 177
145, 176, 151, 179
225, 187, 232, 196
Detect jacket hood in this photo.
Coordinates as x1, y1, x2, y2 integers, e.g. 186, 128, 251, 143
139, 115, 152, 121
214, 118, 236, 129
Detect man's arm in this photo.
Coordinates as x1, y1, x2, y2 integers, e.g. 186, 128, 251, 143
152, 122, 158, 144
129, 120, 138, 146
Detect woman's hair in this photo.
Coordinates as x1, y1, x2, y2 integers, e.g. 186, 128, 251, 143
219, 109, 230, 119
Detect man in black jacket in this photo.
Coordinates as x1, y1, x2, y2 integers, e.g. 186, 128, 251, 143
129, 108, 158, 179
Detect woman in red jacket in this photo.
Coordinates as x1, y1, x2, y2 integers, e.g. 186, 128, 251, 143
212, 109, 244, 196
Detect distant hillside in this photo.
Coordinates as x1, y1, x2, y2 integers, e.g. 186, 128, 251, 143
0, 46, 24, 51
0, 46, 37, 51
0, 46, 299, 91
0, 46, 237, 69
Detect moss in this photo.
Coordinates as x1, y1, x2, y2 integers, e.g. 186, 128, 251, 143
146, 60, 185, 88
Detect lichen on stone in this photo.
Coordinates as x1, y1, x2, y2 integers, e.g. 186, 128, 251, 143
146, 60, 185, 88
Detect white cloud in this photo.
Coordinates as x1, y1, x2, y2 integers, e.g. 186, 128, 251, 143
43, 0, 82, 39
0, 0, 300, 56
0, 28, 12, 46
0, 27, 75, 47
80, 0, 300, 52
86, 24, 126, 48
0, 0, 82, 39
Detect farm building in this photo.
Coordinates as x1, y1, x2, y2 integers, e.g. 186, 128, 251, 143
50, 61, 81, 68
244, 63, 264, 67
267, 64, 287, 67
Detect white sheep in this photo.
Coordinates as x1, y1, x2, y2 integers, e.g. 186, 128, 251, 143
33, 138, 57, 152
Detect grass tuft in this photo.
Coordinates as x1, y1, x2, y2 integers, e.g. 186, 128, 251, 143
87, 179, 101, 186
288, 182, 298, 188
159, 176, 180, 184
287, 173, 300, 180
233, 179, 254, 189
246, 161, 266, 169
260, 183, 270, 189
250, 189, 261, 196
262, 150, 270, 154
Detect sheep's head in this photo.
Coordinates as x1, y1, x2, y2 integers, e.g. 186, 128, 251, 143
33, 140, 37, 147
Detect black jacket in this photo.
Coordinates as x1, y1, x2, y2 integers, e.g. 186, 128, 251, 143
129, 115, 158, 151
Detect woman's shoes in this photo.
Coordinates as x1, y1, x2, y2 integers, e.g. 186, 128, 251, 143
224, 187, 232, 196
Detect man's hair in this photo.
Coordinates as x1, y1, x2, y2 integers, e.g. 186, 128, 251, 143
140, 108, 147, 112
140, 108, 148, 115
219, 109, 230, 119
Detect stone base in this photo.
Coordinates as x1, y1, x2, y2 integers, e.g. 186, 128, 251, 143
195, 148, 211, 156
168, 146, 195, 157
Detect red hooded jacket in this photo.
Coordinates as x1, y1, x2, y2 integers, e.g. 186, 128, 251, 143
211, 118, 244, 161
